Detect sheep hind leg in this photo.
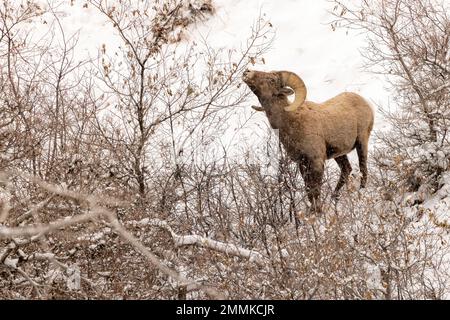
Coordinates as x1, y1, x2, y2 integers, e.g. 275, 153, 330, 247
333, 155, 352, 199
356, 139, 368, 188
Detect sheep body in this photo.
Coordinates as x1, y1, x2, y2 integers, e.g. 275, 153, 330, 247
243, 70, 374, 212
280, 92, 373, 160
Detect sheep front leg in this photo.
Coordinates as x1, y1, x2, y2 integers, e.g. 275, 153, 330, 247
299, 159, 324, 213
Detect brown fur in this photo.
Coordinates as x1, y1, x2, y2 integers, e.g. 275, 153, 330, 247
243, 70, 374, 212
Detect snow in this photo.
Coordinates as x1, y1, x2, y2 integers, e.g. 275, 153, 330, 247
144, 218, 268, 265
34, 0, 388, 125
4, 257, 19, 269
204, 0, 386, 106
7, 0, 449, 299
192, 0, 388, 164
23, 0, 392, 172
424, 172, 450, 221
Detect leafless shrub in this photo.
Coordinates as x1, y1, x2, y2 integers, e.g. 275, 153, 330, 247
331, 0, 450, 194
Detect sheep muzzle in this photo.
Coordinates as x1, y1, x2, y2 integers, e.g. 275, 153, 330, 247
242, 69, 255, 82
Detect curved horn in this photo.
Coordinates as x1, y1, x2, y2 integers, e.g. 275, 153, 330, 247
251, 105, 265, 112
279, 71, 307, 112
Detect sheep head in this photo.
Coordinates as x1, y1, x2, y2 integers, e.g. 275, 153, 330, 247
242, 70, 307, 112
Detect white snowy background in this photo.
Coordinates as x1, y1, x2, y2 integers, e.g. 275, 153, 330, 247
33, 0, 389, 120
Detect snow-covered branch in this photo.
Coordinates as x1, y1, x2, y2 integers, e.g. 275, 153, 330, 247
0, 173, 223, 299
0, 210, 102, 239
426, 81, 450, 98
142, 218, 268, 266
107, 216, 224, 299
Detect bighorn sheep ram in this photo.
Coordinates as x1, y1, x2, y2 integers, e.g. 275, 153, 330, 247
243, 70, 374, 212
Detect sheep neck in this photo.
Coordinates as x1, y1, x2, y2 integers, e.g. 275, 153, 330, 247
259, 95, 292, 130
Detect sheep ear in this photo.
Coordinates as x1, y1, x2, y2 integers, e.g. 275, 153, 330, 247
278, 87, 295, 96
251, 105, 265, 112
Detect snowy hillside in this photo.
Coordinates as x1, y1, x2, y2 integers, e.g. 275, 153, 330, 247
29, 0, 391, 172
37, 0, 388, 123
203, 0, 387, 106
